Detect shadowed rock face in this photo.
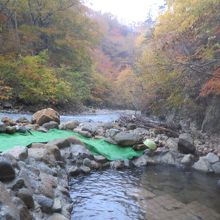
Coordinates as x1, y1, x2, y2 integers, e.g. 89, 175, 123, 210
202, 96, 220, 134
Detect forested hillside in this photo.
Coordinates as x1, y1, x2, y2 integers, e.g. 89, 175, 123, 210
0, 0, 220, 133
0, 0, 109, 110
134, 0, 220, 132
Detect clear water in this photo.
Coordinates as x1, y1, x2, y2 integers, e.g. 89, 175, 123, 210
0, 112, 120, 123
70, 167, 220, 220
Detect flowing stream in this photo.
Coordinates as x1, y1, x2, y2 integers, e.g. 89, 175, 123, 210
0, 110, 122, 123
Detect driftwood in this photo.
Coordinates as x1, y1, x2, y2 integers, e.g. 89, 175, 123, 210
118, 115, 179, 138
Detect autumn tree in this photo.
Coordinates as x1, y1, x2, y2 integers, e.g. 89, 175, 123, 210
136, 0, 220, 121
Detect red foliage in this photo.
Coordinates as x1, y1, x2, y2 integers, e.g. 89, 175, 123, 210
200, 67, 220, 96
92, 48, 119, 79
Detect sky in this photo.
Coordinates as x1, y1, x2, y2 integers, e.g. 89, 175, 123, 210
84, 0, 165, 24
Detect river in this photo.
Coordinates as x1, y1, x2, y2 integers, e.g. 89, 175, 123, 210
0, 109, 137, 123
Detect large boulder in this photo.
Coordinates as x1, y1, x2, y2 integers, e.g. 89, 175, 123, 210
112, 131, 141, 146
32, 108, 60, 126
178, 133, 196, 154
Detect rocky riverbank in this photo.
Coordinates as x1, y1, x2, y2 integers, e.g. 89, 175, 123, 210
0, 108, 220, 219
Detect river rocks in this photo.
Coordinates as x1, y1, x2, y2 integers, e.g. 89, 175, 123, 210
4, 146, 28, 161
192, 157, 213, 173
16, 117, 30, 124
17, 188, 35, 209
0, 160, 16, 182
212, 162, 220, 174
35, 195, 54, 213
1, 117, 16, 126
192, 153, 220, 174
6, 126, 16, 134
70, 145, 92, 159
43, 121, 59, 130
1, 109, 220, 219
80, 165, 91, 174
52, 198, 62, 212
68, 166, 80, 176
11, 178, 26, 191
94, 155, 107, 163
127, 123, 136, 130
77, 130, 92, 138
80, 122, 101, 135
110, 160, 124, 169
39, 172, 57, 198
154, 151, 177, 166
83, 158, 92, 167
48, 213, 69, 220
16, 125, 32, 134
48, 138, 70, 149
0, 183, 20, 219
0, 134, 77, 219
105, 128, 120, 138
178, 133, 196, 154
37, 126, 48, 133
166, 138, 178, 151
0, 122, 6, 132
59, 120, 79, 130
113, 131, 141, 146
205, 152, 219, 164
32, 108, 60, 126
181, 154, 194, 166
132, 155, 148, 167
28, 145, 62, 165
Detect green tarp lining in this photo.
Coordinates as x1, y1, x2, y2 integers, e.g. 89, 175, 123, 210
0, 129, 143, 160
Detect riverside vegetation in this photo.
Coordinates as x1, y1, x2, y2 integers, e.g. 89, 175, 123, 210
0, 0, 220, 135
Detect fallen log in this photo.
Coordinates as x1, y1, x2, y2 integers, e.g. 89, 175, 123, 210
118, 115, 179, 137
